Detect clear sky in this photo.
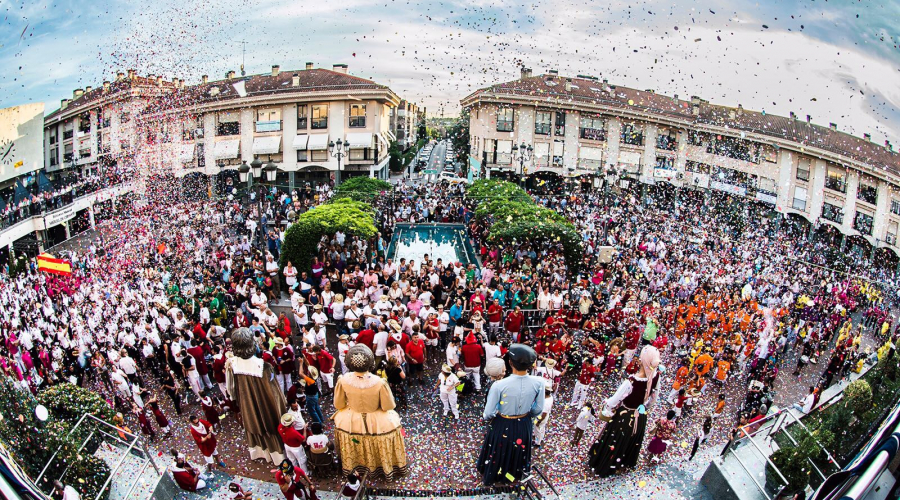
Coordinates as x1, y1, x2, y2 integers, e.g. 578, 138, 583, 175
1, 0, 898, 143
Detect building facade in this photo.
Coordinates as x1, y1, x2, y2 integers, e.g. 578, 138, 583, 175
389, 99, 424, 150
43, 64, 414, 188
462, 68, 900, 258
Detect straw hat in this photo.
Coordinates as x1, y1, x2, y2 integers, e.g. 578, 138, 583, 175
280, 413, 295, 427
441, 364, 453, 374
544, 358, 557, 368
307, 366, 319, 380
273, 338, 285, 347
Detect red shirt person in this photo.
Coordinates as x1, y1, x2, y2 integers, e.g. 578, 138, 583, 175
189, 416, 225, 468
275, 461, 315, 500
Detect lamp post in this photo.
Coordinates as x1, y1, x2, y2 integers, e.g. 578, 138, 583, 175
329, 139, 347, 186
602, 164, 621, 241
511, 142, 532, 188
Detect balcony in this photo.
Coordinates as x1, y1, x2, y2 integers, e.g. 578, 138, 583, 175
621, 133, 644, 147
534, 123, 551, 135
887, 233, 897, 246
858, 185, 878, 205
255, 120, 282, 133
62, 130, 74, 140
496, 120, 514, 132
854, 213, 874, 236
821, 203, 844, 224
825, 177, 847, 193
656, 136, 677, 151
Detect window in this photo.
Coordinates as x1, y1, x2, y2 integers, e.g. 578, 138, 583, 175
655, 156, 674, 169
707, 135, 759, 162
854, 212, 874, 235
49, 131, 57, 145
216, 112, 240, 136
63, 123, 74, 140
793, 186, 808, 211
534, 111, 552, 135
49, 148, 58, 166
579, 116, 607, 141
297, 150, 308, 162
552, 140, 564, 167
297, 105, 308, 129
858, 183, 878, 205
255, 108, 282, 132
311, 105, 328, 129
687, 130, 707, 146
888, 233, 897, 246
496, 108, 514, 132
349, 104, 366, 128
797, 158, 810, 181
620, 123, 643, 146
78, 115, 91, 133
891, 199, 900, 216
310, 150, 327, 162
825, 166, 847, 193
685, 161, 710, 174
822, 202, 843, 224
554, 112, 566, 136
656, 129, 677, 151
349, 148, 370, 161
197, 143, 205, 168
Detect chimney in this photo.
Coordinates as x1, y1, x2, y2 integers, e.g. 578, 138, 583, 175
806, 114, 811, 124
178, 79, 184, 89
885, 140, 893, 152
728, 109, 736, 120
520, 67, 532, 79
564, 81, 572, 91
673, 94, 679, 100
73, 88, 83, 99
602, 79, 610, 92
864, 133, 872, 141
156, 76, 163, 86
305, 62, 313, 70
85, 86, 92, 93
147, 74, 155, 82
102, 81, 110, 92
226, 70, 235, 79
291, 73, 300, 87
829, 122, 837, 131
690, 95, 701, 105
116, 71, 125, 81
691, 104, 699, 116
271, 65, 280, 76
789, 111, 796, 120
737, 104, 743, 116
332, 64, 348, 74
61, 99, 69, 110
201, 74, 208, 84
127, 69, 136, 79
172, 77, 178, 85
548, 69, 559, 75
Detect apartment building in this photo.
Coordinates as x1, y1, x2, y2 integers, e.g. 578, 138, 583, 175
43, 70, 178, 178
461, 68, 900, 257
389, 99, 424, 149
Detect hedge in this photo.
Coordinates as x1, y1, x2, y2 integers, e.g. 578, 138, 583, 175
280, 201, 378, 273
466, 179, 531, 203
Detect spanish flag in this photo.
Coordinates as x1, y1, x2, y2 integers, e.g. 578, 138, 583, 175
36, 253, 72, 276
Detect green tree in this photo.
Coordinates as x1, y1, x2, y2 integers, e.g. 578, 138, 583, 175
280, 201, 378, 272
448, 109, 470, 170
333, 176, 392, 202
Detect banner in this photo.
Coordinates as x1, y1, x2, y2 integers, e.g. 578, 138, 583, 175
44, 205, 77, 228
36, 253, 72, 276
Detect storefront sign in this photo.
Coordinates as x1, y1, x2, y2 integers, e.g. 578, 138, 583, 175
653, 168, 677, 179
756, 192, 777, 204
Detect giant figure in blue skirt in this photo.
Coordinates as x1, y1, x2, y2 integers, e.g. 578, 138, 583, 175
477, 344, 545, 485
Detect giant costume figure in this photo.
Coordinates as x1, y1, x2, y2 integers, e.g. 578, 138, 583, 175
225, 328, 287, 464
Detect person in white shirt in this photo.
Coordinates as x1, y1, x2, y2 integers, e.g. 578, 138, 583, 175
483, 337, 502, 362
533, 380, 555, 447
446, 338, 460, 367
54, 480, 81, 500
436, 364, 460, 419
118, 350, 139, 383
292, 295, 309, 328
337, 335, 353, 374
373, 327, 390, 365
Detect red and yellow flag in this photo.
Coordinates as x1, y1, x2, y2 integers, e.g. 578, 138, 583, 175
36, 253, 72, 276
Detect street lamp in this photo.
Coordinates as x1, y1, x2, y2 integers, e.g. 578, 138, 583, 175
263, 161, 277, 182
250, 158, 263, 179
329, 139, 347, 186
602, 164, 621, 240
238, 161, 250, 183
511, 142, 532, 187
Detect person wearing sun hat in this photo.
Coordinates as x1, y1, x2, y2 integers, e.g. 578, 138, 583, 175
275, 458, 316, 500
478, 343, 544, 485
436, 364, 460, 418
278, 413, 309, 474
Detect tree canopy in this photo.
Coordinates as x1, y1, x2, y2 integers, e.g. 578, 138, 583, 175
333, 176, 392, 202
280, 200, 378, 272
466, 179, 531, 203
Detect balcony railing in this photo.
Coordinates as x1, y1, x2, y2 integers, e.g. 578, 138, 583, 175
534, 123, 551, 135
580, 128, 607, 141
255, 120, 282, 133
496, 120, 514, 132
621, 133, 644, 146
887, 233, 897, 246
578, 159, 603, 170
0, 176, 133, 232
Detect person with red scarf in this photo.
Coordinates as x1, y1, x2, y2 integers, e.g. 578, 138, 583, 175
273, 337, 295, 394
169, 452, 206, 492
188, 415, 226, 471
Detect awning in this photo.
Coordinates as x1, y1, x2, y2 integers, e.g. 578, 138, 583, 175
252, 135, 282, 155
292, 134, 309, 150
213, 139, 240, 160
307, 134, 329, 151
345, 133, 373, 149
375, 133, 387, 149
179, 144, 195, 162
384, 129, 397, 141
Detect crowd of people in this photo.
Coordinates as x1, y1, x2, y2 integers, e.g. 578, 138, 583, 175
0, 172, 897, 498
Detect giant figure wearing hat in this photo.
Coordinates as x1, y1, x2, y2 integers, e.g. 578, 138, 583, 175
226, 328, 287, 463
477, 343, 545, 485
